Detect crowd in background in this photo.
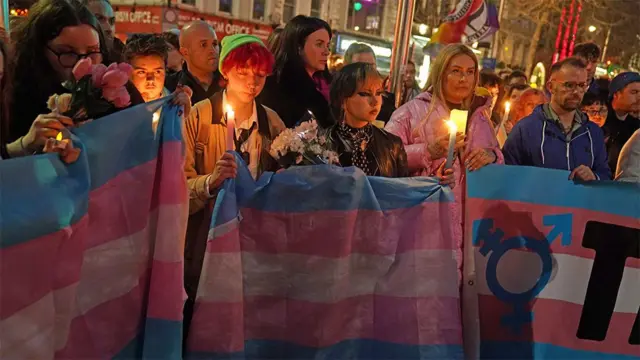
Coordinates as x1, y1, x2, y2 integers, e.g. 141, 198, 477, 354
0, 0, 639, 352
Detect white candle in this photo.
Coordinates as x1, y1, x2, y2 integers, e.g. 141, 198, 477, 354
498, 101, 511, 132
445, 120, 457, 169
225, 104, 235, 152
450, 109, 468, 135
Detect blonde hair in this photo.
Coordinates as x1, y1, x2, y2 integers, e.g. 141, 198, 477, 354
416, 44, 479, 138
426, 43, 479, 110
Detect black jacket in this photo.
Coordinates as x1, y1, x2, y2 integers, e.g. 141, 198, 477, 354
378, 92, 396, 124
165, 64, 224, 105
258, 68, 332, 129
327, 124, 409, 178
603, 109, 640, 173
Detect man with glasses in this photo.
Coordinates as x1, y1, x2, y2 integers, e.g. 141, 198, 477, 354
573, 42, 602, 97
165, 21, 224, 105
503, 57, 611, 181
603, 72, 640, 173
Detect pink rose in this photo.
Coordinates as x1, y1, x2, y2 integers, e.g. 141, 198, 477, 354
91, 64, 108, 87
102, 69, 129, 88
103, 86, 130, 108
106, 62, 118, 72
72, 58, 93, 81
117, 63, 133, 76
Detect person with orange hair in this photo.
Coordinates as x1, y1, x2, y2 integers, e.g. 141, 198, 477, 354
507, 88, 546, 133
182, 34, 285, 334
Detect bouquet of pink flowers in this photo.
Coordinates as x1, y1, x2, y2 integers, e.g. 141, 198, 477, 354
269, 119, 339, 168
47, 58, 133, 122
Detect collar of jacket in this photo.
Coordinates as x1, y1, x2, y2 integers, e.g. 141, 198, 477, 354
208, 92, 273, 139
541, 103, 589, 138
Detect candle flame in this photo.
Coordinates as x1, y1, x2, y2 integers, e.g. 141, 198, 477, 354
505, 101, 511, 112
445, 120, 457, 133
225, 104, 234, 116
56, 132, 63, 141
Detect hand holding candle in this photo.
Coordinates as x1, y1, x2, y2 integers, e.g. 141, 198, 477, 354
445, 120, 457, 169
225, 104, 235, 152
499, 101, 511, 130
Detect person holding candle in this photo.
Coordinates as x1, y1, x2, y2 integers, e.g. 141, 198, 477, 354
385, 44, 503, 283
503, 57, 611, 181
182, 34, 285, 335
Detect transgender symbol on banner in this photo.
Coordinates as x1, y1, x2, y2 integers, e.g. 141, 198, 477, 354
467, 165, 639, 359
472, 214, 571, 333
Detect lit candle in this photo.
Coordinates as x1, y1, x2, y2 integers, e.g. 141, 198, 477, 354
450, 109, 468, 135
56, 132, 63, 141
225, 104, 235, 152
499, 101, 511, 131
445, 120, 457, 169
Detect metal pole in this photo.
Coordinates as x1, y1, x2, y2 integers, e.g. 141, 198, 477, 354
0, 0, 9, 33
490, 0, 506, 59
390, 0, 416, 108
601, 26, 611, 63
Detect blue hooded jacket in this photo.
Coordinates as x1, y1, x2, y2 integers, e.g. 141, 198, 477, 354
503, 105, 612, 180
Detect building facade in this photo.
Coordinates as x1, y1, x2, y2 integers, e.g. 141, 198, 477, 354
110, 0, 400, 41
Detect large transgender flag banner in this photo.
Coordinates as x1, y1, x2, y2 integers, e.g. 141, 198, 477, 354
0, 98, 187, 359
187, 156, 464, 359
467, 166, 639, 359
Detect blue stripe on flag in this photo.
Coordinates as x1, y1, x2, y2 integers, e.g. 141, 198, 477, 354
467, 165, 640, 219
187, 339, 464, 359
113, 318, 182, 360
212, 153, 453, 227
0, 153, 90, 248
72, 97, 180, 190
480, 341, 640, 359
0, 98, 183, 248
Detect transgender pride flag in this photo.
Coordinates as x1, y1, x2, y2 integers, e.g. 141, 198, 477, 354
466, 165, 640, 359
186, 156, 464, 359
0, 98, 187, 359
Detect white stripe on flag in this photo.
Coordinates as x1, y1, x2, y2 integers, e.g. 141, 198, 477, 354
198, 249, 460, 303
474, 250, 640, 313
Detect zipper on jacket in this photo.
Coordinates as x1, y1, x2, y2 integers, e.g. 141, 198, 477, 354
565, 142, 570, 170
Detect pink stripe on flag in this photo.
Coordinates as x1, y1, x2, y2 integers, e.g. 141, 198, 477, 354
467, 198, 640, 267
216, 202, 455, 257
55, 272, 149, 359
146, 260, 186, 321
478, 294, 638, 356
85, 143, 187, 251
0, 216, 89, 320
150, 141, 188, 210
189, 295, 462, 353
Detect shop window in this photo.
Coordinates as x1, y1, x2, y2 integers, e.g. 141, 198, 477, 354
311, 0, 321, 18
219, 0, 233, 13
283, 0, 295, 22
253, 0, 266, 21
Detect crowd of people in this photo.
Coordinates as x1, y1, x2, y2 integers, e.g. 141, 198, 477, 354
0, 0, 639, 352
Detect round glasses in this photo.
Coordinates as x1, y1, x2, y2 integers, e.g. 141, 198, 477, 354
47, 45, 103, 68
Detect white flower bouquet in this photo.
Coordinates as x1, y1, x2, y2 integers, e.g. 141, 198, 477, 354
269, 119, 339, 168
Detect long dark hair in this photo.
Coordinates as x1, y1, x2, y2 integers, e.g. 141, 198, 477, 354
8, 0, 108, 141
0, 39, 10, 149
330, 62, 382, 123
272, 15, 331, 82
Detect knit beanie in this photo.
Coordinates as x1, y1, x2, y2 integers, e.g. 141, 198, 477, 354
609, 72, 640, 99
219, 34, 265, 76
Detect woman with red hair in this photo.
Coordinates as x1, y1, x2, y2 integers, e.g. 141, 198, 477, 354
181, 34, 285, 335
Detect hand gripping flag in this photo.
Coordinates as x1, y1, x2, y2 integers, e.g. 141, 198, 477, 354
0, 98, 187, 359
466, 165, 640, 359
186, 154, 464, 359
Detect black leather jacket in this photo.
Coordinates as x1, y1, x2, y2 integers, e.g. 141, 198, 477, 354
327, 124, 409, 178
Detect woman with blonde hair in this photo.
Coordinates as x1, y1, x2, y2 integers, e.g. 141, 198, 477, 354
385, 43, 503, 280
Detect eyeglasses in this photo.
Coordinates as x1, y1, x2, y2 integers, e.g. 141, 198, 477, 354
47, 45, 103, 68
552, 80, 589, 92
583, 108, 608, 117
